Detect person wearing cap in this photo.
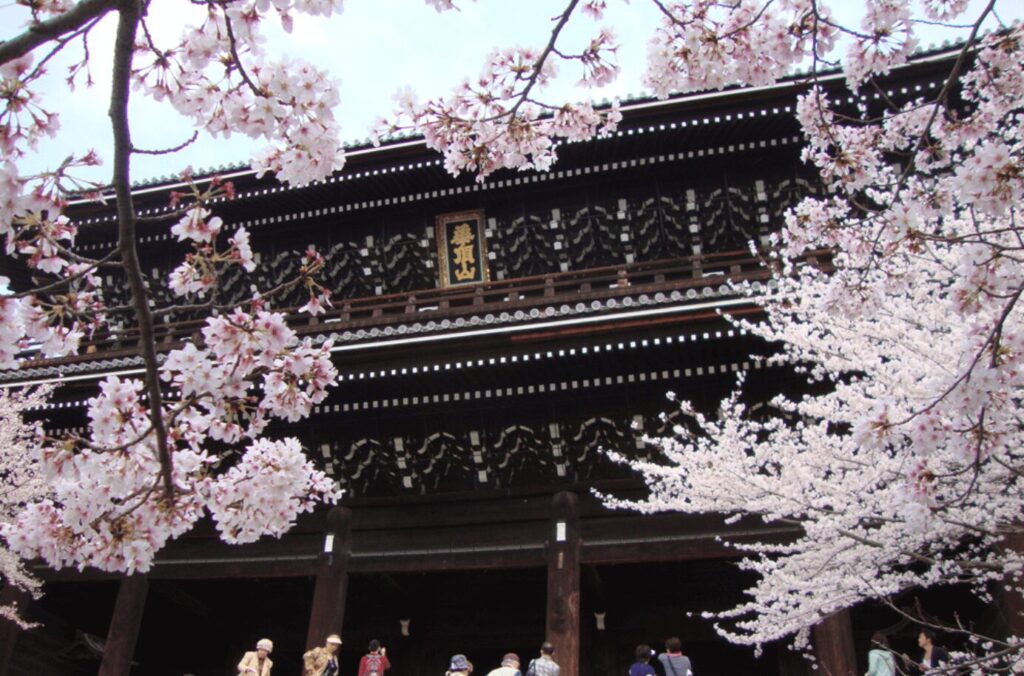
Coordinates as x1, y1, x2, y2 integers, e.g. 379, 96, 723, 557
486, 652, 521, 676
446, 653, 474, 676
238, 638, 274, 676
303, 634, 342, 676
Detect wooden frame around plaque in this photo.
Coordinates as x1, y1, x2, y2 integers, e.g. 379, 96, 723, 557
435, 210, 489, 287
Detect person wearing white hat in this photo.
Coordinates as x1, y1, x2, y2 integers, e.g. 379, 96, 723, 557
238, 638, 274, 676
303, 634, 343, 676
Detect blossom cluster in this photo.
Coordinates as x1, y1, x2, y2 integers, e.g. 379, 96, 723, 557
0, 386, 51, 625
644, 0, 825, 97
379, 4, 622, 180
615, 6, 1024, 664
133, 9, 346, 186
3, 302, 340, 572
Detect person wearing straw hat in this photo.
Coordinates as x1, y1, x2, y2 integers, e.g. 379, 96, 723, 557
304, 634, 343, 676
238, 638, 274, 676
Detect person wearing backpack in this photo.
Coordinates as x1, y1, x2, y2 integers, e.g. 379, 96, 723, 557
525, 642, 559, 676
358, 639, 391, 676
657, 637, 693, 676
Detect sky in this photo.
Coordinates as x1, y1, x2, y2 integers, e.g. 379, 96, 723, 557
3, 0, 1021, 185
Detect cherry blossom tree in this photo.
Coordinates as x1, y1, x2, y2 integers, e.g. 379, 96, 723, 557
0, 0, 628, 576
598, 1, 1024, 671
0, 385, 50, 626
0, 0, 359, 574
2, 0, 1023, 668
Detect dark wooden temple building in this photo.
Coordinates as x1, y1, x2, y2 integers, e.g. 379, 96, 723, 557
0, 50, 985, 676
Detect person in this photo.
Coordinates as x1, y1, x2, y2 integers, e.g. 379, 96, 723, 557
486, 652, 521, 676
865, 632, 895, 676
630, 644, 657, 676
303, 634, 342, 676
447, 653, 474, 676
658, 637, 692, 676
525, 642, 560, 676
917, 629, 950, 671
238, 638, 274, 676
358, 640, 391, 676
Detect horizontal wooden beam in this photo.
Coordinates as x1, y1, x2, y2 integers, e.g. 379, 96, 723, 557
582, 527, 799, 565
349, 546, 546, 573
33, 501, 800, 581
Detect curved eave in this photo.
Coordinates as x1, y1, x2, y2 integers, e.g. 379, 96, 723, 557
66, 43, 965, 221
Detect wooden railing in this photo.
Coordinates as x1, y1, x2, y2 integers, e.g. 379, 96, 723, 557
27, 248, 833, 367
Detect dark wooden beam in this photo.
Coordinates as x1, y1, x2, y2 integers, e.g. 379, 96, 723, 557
581, 526, 800, 565
812, 609, 856, 676
0, 586, 31, 676
98, 574, 148, 676
546, 491, 581, 676
349, 547, 545, 574
306, 505, 352, 649
38, 556, 317, 582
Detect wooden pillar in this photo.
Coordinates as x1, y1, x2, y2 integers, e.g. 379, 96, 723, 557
98, 574, 148, 676
812, 609, 857, 676
777, 645, 812, 676
0, 586, 32, 676
306, 505, 352, 649
546, 491, 580, 676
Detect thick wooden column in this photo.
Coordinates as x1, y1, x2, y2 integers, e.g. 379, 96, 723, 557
546, 491, 580, 676
0, 586, 32, 676
812, 609, 857, 676
306, 505, 352, 649
98, 574, 148, 676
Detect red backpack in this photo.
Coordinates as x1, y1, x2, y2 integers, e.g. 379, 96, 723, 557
365, 653, 383, 676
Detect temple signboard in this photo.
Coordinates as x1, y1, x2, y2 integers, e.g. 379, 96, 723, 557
436, 210, 489, 287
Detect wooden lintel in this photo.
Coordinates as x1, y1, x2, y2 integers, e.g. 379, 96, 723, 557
349, 547, 545, 574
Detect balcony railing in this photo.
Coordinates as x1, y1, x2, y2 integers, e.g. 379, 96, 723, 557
21, 248, 831, 368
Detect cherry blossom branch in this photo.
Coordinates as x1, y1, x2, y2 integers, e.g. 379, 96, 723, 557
132, 130, 199, 155
507, 0, 579, 118
21, 15, 103, 85
0, 0, 115, 65
890, 283, 1022, 428
218, 3, 263, 97
891, 0, 997, 191
8, 249, 119, 299
109, 0, 175, 500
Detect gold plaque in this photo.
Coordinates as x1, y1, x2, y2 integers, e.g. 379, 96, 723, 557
435, 210, 489, 287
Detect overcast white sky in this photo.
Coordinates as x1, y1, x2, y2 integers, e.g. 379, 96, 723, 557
3, 0, 1020, 184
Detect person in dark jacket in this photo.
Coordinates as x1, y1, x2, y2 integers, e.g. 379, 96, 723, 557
917, 629, 950, 671
629, 644, 657, 676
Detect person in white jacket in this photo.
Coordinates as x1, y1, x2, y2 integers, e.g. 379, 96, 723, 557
865, 632, 895, 676
238, 638, 274, 676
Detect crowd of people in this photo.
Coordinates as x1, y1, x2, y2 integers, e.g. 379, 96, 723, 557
234, 628, 951, 675
442, 641, 563, 676
866, 628, 952, 676
235, 636, 695, 676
